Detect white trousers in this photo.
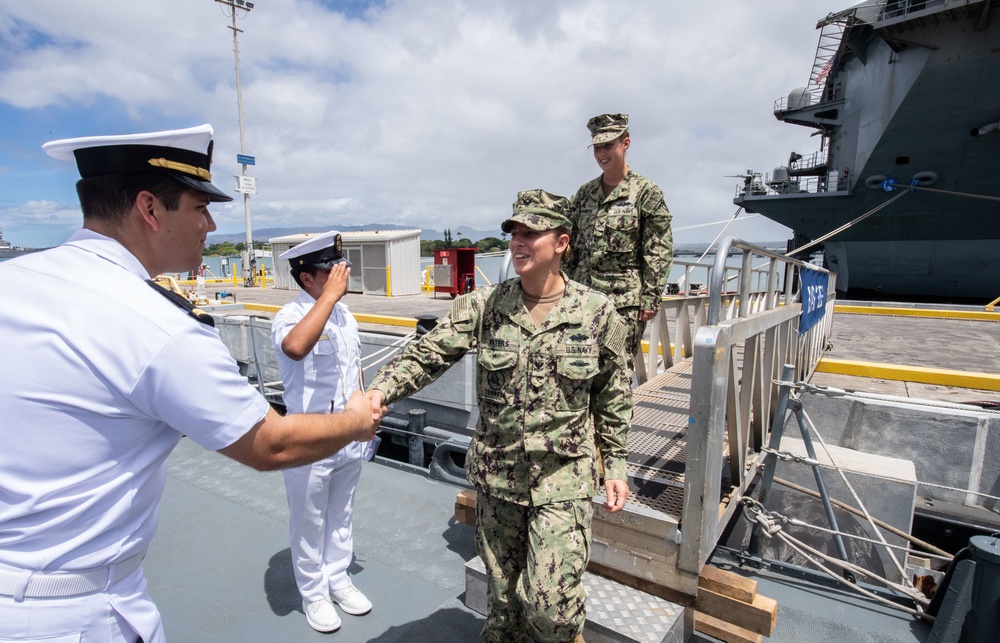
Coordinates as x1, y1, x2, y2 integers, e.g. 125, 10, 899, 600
0, 567, 163, 643
282, 441, 364, 603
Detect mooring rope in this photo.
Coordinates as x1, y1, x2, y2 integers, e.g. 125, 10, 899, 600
785, 188, 910, 257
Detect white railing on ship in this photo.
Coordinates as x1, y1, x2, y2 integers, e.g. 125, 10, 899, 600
673, 237, 836, 578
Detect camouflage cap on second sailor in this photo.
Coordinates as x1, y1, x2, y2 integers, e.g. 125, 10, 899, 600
587, 113, 629, 147
500, 189, 574, 233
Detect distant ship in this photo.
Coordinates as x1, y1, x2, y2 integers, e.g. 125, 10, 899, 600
734, 0, 1000, 301
0, 229, 43, 259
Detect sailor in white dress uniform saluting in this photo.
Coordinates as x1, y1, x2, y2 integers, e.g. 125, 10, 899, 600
271, 231, 375, 633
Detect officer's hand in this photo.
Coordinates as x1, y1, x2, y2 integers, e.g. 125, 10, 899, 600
346, 390, 380, 439
603, 479, 629, 512
366, 389, 386, 422
638, 309, 657, 322
321, 262, 351, 303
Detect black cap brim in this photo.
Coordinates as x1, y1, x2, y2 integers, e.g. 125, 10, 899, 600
308, 257, 351, 270
172, 173, 233, 202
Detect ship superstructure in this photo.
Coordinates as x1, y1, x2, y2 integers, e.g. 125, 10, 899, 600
735, 0, 1000, 300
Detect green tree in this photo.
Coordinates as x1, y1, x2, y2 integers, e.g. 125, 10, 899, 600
205, 241, 239, 256
420, 239, 446, 257
475, 237, 504, 252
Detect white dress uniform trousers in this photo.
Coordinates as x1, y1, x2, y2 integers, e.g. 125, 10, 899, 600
272, 294, 365, 602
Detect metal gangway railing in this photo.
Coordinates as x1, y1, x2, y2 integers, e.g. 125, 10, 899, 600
648, 238, 836, 580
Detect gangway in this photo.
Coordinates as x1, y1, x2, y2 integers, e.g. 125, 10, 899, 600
587, 238, 835, 636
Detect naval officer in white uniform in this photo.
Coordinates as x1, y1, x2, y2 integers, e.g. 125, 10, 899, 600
0, 125, 381, 643
272, 231, 373, 633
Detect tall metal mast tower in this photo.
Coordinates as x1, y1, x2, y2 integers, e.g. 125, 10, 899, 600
213, 0, 257, 286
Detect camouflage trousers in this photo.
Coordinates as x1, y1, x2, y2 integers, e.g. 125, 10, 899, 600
620, 307, 646, 375
475, 493, 594, 643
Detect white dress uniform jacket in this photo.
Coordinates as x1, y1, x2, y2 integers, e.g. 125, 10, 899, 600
271, 293, 364, 603
0, 230, 270, 642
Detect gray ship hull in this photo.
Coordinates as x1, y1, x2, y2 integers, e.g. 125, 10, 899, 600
0, 248, 43, 259
735, 0, 1000, 300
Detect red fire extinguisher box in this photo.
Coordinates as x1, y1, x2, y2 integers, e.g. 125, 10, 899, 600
433, 248, 478, 298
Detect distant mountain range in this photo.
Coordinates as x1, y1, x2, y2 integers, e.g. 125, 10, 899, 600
208, 224, 786, 255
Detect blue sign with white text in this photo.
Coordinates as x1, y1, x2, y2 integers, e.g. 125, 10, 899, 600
798, 267, 828, 334
237, 154, 256, 166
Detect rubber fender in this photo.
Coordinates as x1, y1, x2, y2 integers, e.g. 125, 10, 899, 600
910, 171, 938, 187
864, 174, 888, 190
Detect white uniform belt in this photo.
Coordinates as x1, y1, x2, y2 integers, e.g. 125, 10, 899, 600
0, 550, 145, 600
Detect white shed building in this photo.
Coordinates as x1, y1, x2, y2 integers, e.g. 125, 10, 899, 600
269, 229, 422, 296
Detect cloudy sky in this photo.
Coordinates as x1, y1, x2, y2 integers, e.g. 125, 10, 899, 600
0, 0, 852, 248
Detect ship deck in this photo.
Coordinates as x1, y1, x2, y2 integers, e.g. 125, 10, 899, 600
151, 435, 934, 642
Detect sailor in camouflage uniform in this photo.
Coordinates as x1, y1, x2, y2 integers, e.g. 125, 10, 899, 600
367, 190, 633, 643
564, 113, 674, 369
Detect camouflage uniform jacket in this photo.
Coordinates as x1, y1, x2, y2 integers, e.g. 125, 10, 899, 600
565, 169, 674, 314
368, 276, 633, 506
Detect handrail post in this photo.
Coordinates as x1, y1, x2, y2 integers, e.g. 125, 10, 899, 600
747, 363, 795, 561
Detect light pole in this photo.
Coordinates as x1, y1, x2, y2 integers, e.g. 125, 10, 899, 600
214, 0, 256, 286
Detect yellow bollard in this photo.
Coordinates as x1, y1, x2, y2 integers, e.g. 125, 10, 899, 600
260, 267, 266, 289
386, 265, 392, 297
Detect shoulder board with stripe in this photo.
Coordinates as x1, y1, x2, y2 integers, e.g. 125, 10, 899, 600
146, 279, 216, 327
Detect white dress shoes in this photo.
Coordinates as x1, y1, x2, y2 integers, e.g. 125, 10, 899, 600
330, 583, 372, 616
303, 597, 342, 632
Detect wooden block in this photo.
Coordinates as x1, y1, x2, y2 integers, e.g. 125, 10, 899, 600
454, 504, 475, 527
695, 611, 763, 643
699, 564, 757, 604
695, 588, 777, 637
456, 489, 477, 508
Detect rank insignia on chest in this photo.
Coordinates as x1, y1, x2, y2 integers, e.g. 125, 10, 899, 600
569, 333, 588, 342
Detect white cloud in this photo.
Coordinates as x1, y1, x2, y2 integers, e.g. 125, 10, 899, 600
0, 0, 848, 247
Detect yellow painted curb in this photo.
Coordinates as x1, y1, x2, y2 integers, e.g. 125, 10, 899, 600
355, 313, 417, 329
242, 303, 280, 313
816, 358, 1000, 392
834, 305, 1000, 321
241, 303, 418, 329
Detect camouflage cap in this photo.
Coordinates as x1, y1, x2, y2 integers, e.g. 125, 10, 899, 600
587, 113, 629, 147
500, 189, 574, 233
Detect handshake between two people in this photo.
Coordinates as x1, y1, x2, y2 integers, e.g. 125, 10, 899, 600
343, 389, 389, 440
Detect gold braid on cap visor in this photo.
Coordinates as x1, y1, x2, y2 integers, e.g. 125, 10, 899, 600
147, 157, 212, 180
